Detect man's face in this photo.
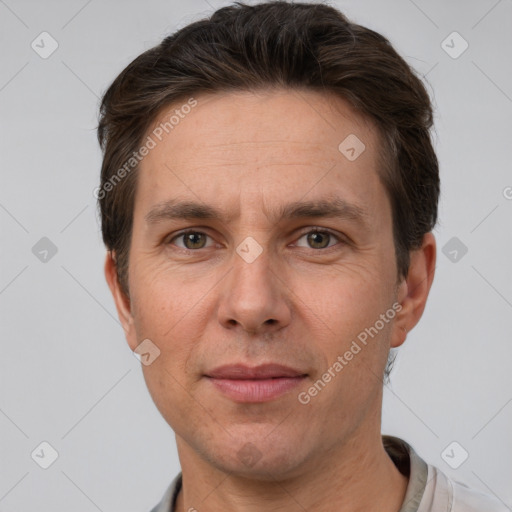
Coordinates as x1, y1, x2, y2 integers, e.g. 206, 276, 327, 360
114, 89, 407, 478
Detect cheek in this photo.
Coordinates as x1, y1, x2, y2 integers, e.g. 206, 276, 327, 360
130, 253, 199, 331
298, 271, 393, 418
134, 282, 209, 427
140, 360, 196, 435
298, 260, 393, 334
295, 264, 396, 404
128, 273, 202, 385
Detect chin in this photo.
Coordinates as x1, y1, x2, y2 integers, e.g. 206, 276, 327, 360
200, 430, 312, 481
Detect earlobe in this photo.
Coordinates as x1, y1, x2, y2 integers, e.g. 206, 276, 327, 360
104, 252, 136, 344
391, 233, 436, 348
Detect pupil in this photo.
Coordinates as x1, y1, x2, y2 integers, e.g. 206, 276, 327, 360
309, 232, 328, 248
186, 233, 204, 248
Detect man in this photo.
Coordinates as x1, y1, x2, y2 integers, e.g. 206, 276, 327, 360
97, 2, 506, 511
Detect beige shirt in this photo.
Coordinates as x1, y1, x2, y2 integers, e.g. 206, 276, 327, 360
150, 436, 507, 512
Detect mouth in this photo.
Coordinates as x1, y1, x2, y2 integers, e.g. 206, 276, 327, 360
204, 363, 308, 403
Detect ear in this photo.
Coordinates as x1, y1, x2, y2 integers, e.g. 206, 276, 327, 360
104, 252, 138, 351
391, 232, 436, 348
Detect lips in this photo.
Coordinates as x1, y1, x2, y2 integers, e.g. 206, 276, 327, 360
205, 363, 307, 380
205, 364, 307, 402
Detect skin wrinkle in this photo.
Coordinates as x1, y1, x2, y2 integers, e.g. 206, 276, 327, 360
105, 88, 436, 512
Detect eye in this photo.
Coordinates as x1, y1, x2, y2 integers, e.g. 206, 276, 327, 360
295, 229, 342, 250
169, 230, 214, 250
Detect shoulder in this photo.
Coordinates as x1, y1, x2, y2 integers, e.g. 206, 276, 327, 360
449, 476, 509, 512
384, 436, 509, 512
428, 464, 508, 512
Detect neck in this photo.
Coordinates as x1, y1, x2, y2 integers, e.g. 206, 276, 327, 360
174, 428, 408, 512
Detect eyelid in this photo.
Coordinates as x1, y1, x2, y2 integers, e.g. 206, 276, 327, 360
295, 226, 341, 237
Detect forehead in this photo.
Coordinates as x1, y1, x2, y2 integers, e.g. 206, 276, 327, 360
147, 88, 378, 160
135, 89, 387, 223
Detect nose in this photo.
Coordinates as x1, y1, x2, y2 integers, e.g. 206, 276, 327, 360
216, 246, 292, 335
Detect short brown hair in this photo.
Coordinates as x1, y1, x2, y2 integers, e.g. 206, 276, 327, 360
98, 0, 439, 301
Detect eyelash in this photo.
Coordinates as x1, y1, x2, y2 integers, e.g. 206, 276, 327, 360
167, 227, 345, 252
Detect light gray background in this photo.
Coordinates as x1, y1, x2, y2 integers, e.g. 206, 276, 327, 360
1, 0, 511, 510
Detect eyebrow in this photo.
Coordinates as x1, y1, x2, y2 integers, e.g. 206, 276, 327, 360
145, 197, 369, 227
